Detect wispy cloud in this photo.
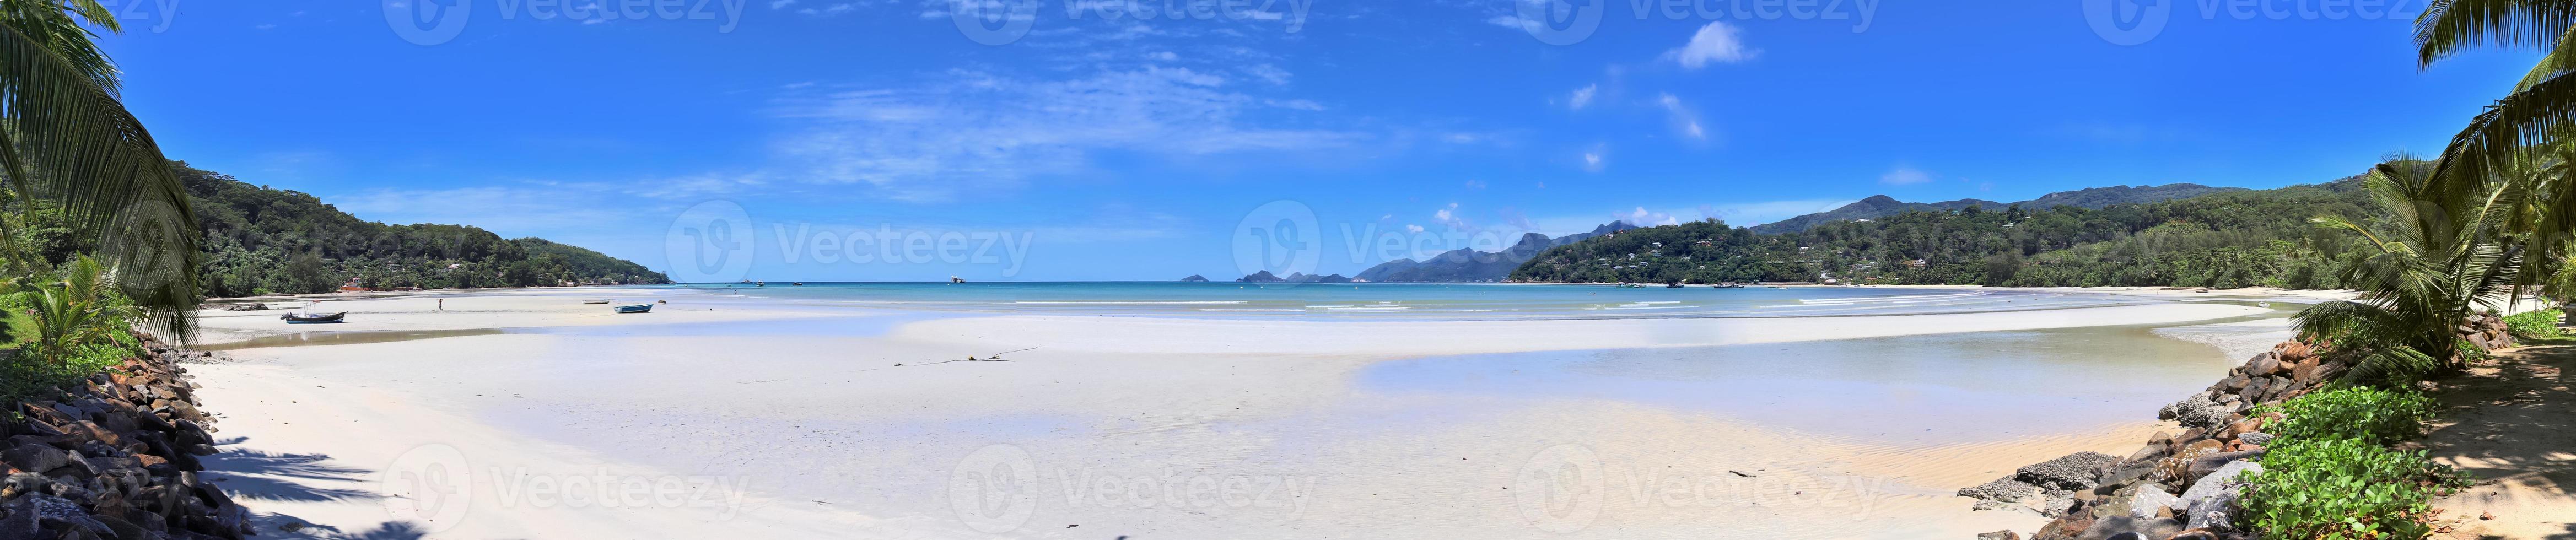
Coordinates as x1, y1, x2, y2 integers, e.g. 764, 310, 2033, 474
1569, 83, 1597, 110
770, 67, 1363, 202
1656, 93, 1706, 140
1880, 166, 1934, 186
1664, 21, 1756, 69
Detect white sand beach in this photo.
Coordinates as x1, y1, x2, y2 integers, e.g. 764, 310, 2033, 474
182, 287, 2272, 539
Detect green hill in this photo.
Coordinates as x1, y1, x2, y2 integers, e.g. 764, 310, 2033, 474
176, 163, 667, 296
1512, 174, 2369, 288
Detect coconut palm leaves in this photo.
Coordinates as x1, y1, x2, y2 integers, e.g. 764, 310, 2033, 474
2295, 160, 2525, 385
13, 254, 137, 365
0, 0, 198, 341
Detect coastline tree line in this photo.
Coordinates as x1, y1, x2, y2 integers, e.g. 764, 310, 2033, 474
1509, 174, 2375, 288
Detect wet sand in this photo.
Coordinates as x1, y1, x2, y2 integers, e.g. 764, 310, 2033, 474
185, 287, 2264, 539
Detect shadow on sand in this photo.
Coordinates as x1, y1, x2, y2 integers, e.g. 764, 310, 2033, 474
201, 436, 429, 539
2421, 342, 2576, 538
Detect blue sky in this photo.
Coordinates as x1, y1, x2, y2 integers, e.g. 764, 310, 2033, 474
99, 1, 2537, 281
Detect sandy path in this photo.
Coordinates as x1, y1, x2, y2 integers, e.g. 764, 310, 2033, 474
2427, 342, 2576, 539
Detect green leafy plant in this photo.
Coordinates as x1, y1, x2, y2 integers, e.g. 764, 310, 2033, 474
2294, 160, 2525, 387
2503, 309, 2568, 340
2257, 387, 2441, 445
2241, 438, 2470, 540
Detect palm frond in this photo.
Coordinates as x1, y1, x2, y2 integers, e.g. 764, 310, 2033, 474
0, 17, 199, 341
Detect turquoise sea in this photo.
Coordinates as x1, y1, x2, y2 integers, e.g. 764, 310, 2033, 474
653, 281, 2165, 320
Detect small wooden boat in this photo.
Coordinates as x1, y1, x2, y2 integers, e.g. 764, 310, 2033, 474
613, 304, 654, 314
791, 283, 805, 286
951, 276, 967, 284
279, 311, 347, 324
582, 300, 611, 305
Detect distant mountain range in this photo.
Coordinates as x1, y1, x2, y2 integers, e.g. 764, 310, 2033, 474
1349, 221, 1643, 283
1744, 183, 2245, 234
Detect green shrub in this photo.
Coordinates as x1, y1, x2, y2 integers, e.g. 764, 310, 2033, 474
2242, 438, 2469, 540
1, 336, 134, 406
2258, 387, 2439, 445
2503, 309, 2567, 341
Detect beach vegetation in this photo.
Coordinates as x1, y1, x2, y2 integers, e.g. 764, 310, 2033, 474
2256, 386, 2441, 445
0, 253, 143, 406
2241, 438, 2470, 540
2503, 309, 2569, 339
2291, 160, 2524, 386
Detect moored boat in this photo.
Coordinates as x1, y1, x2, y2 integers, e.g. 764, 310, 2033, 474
279, 311, 347, 324
613, 304, 654, 314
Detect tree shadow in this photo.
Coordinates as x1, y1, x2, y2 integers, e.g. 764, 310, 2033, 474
200, 447, 378, 503
2423, 343, 2576, 534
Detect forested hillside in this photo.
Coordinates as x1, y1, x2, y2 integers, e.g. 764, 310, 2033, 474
1511, 173, 2372, 288
179, 163, 666, 296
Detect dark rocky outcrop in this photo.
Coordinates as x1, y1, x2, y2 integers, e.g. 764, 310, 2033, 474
1178, 275, 1210, 282
0, 338, 247, 539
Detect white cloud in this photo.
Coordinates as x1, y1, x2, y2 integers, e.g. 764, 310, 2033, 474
1405, 224, 1427, 233
770, 0, 795, 8
1581, 147, 1605, 172
1880, 166, 1935, 186
770, 68, 1361, 202
1622, 207, 1680, 226
1656, 93, 1706, 139
1664, 21, 1755, 69
1569, 84, 1597, 110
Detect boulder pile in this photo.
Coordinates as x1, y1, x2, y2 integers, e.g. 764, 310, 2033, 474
1964, 314, 2516, 539
1960, 340, 2334, 539
0, 337, 247, 539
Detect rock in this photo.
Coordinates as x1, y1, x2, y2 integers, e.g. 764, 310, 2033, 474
13, 492, 112, 536
2161, 440, 2224, 481
2187, 450, 2266, 485
1962, 477, 2043, 503
1, 445, 68, 474
2126, 485, 2180, 519
2183, 488, 2241, 531
2076, 515, 2185, 540
2163, 529, 2221, 540
2035, 515, 2095, 540
2098, 463, 2157, 490
2019, 452, 2122, 491
2167, 397, 2232, 430
1978, 531, 2021, 540
2126, 444, 2169, 463
2176, 461, 2262, 507
2235, 432, 2273, 446
2245, 352, 2283, 377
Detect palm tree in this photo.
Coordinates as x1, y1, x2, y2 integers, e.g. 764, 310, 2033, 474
12, 254, 136, 364
0, 0, 200, 339
2294, 160, 2525, 385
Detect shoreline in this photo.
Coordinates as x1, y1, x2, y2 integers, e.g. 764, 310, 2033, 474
179, 288, 2276, 538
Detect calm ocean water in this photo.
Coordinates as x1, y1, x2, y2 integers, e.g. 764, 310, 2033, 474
642, 282, 2163, 320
